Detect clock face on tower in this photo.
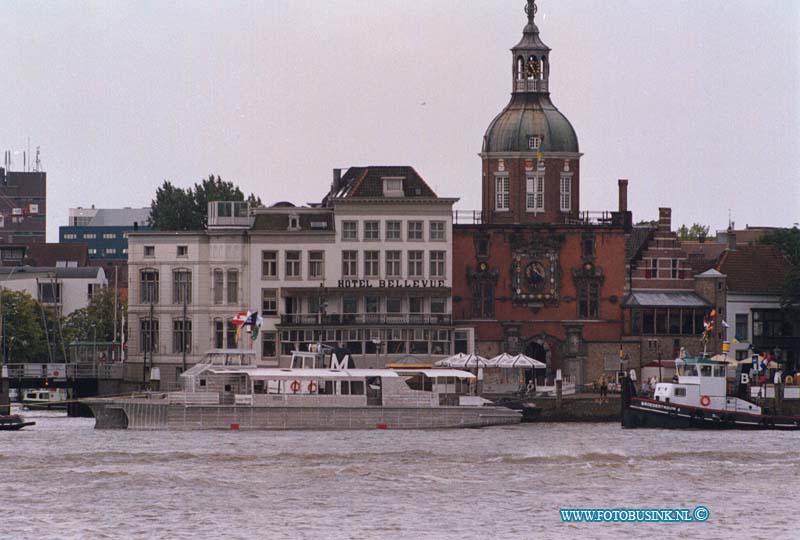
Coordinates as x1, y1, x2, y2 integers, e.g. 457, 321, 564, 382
511, 244, 561, 306
525, 262, 546, 291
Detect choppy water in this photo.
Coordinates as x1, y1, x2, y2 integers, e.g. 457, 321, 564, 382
2, 407, 797, 540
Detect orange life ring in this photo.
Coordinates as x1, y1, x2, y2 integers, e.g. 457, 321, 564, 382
700, 395, 711, 407
308, 381, 318, 393
290, 380, 301, 393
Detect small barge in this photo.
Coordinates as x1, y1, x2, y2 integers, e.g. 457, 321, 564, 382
84, 348, 521, 430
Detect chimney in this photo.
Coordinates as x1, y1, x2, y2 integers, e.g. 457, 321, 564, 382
658, 207, 672, 233
331, 168, 342, 195
617, 179, 628, 212
133, 221, 139, 231
727, 228, 737, 251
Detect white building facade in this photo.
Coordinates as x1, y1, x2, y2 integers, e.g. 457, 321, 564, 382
0, 266, 107, 317
125, 168, 458, 387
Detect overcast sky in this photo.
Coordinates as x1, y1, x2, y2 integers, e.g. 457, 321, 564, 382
2, 0, 798, 240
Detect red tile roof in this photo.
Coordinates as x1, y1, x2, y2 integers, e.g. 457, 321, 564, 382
717, 245, 792, 294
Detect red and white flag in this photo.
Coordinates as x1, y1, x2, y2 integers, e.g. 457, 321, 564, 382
232, 311, 250, 327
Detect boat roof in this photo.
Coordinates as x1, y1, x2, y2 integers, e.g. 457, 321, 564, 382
202, 367, 476, 379
394, 369, 476, 379
207, 367, 401, 378
677, 357, 728, 366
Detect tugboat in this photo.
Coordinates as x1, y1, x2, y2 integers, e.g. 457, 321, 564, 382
621, 356, 800, 430
0, 414, 35, 431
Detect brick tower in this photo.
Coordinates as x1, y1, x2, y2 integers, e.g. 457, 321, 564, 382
481, 0, 581, 225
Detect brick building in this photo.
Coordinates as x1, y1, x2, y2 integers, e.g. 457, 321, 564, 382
452, 1, 633, 386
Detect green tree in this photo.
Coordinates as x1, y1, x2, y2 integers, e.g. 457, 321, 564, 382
677, 223, 711, 241
759, 226, 800, 317
63, 288, 128, 345
148, 175, 262, 231
0, 290, 50, 362
148, 181, 200, 231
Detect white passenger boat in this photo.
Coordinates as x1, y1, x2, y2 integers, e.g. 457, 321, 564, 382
84, 348, 521, 430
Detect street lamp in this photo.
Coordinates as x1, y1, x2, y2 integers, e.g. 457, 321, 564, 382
90, 323, 97, 374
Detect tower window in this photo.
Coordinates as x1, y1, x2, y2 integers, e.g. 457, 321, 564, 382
526, 175, 544, 211
528, 136, 540, 150
495, 175, 509, 211
560, 175, 572, 212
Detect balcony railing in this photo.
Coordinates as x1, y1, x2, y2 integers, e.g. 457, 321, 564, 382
453, 210, 483, 225
279, 313, 453, 326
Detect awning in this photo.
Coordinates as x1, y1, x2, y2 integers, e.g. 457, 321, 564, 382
622, 291, 710, 308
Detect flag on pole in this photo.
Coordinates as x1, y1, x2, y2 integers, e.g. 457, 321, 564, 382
232, 311, 249, 326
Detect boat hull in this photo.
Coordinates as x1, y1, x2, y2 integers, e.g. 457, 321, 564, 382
22, 401, 68, 411
84, 400, 522, 430
623, 397, 800, 430
0, 415, 36, 431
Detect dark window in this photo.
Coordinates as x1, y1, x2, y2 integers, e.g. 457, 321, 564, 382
735, 313, 748, 342
172, 319, 192, 353
577, 282, 599, 319
262, 332, 277, 357
582, 236, 594, 258
140, 319, 159, 353
214, 319, 224, 349
226, 270, 238, 303
172, 270, 192, 304
631, 309, 642, 335
140, 269, 159, 303
226, 320, 237, 349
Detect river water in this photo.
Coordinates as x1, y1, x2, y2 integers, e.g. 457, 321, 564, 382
2, 407, 797, 540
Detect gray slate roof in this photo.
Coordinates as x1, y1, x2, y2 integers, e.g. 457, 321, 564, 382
622, 291, 710, 308
89, 208, 151, 227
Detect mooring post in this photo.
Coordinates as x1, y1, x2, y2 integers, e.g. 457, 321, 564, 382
0, 366, 9, 415
555, 369, 562, 410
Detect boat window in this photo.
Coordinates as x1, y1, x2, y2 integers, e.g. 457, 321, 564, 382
324, 381, 335, 395
224, 384, 232, 392
199, 379, 206, 387
26, 393, 36, 399
340, 381, 351, 395
684, 365, 698, 376
674, 387, 686, 397
405, 374, 424, 391
254, 381, 265, 394
41, 393, 49, 399
351, 381, 365, 395
700, 365, 712, 377
713, 366, 725, 377
268, 380, 281, 394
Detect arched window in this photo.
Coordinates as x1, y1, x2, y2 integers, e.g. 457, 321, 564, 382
172, 318, 192, 353
213, 269, 224, 305
516, 56, 524, 81
140, 269, 159, 304
213, 318, 224, 349
173, 269, 192, 304
140, 317, 159, 353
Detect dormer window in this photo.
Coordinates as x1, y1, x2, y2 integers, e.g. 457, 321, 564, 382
288, 214, 300, 231
528, 136, 540, 150
382, 177, 404, 197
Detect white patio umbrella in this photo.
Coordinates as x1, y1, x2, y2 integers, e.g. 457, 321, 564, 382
494, 353, 546, 369
436, 353, 490, 369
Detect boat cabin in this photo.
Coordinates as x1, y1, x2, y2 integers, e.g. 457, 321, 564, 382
653, 357, 760, 414
179, 349, 478, 408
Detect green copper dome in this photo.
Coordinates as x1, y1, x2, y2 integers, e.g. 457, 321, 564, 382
482, 93, 579, 154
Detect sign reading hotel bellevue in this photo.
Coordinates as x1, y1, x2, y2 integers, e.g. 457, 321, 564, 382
338, 279, 447, 289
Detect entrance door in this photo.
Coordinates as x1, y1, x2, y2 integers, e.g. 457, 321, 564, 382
524, 341, 547, 385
